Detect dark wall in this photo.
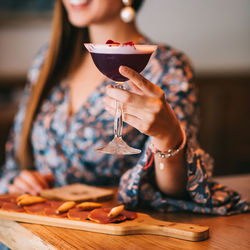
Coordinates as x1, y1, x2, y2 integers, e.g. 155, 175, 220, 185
0, 74, 250, 176
197, 74, 250, 176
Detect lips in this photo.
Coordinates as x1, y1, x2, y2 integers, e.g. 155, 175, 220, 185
69, 0, 90, 6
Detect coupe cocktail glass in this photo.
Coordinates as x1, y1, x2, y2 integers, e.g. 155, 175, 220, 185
84, 42, 157, 155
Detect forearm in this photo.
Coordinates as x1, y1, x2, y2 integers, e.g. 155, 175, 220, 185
154, 148, 187, 198
152, 121, 188, 198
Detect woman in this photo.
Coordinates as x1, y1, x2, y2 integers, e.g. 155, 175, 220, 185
0, 0, 248, 215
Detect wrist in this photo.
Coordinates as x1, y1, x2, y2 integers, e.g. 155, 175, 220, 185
151, 122, 183, 152
150, 124, 186, 159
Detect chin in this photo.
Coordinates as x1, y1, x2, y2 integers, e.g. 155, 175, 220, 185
68, 15, 91, 28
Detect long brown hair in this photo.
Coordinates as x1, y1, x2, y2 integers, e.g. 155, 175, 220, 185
16, 0, 90, 169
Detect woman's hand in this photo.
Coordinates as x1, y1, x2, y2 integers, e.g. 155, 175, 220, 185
104, 66, 183, 151
8, 170, 54, 195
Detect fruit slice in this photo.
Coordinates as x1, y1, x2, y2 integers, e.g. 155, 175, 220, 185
106, 40, 120, 46
122, 41, 135, 47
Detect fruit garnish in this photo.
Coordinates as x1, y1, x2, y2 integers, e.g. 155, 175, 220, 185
105, 40, 135, 47
106, 40, 120, 46
122, 41, 135, 47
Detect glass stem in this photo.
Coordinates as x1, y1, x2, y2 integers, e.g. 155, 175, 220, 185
114, 82, 124, 138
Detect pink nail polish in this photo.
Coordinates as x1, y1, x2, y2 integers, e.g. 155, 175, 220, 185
122, 66, 128, 72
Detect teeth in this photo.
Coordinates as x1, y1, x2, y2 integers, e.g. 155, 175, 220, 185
69, 0, 88, 5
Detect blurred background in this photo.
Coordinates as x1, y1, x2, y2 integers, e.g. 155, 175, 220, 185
0, 0, 249, 176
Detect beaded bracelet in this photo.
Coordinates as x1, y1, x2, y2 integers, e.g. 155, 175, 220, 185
149, 126, 187, 170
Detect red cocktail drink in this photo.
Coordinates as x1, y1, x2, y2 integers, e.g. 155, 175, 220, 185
84, 42, 157, 155
90, 53, 152, 82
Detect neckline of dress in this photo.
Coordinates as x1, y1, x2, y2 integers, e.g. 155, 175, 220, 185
62, 76, 110, 123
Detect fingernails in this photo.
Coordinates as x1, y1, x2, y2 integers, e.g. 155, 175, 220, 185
106, 85, 114, 95
119, 66, 129, 73
106, 84, 113, 89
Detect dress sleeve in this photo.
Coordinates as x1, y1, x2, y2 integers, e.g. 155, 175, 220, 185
118, 45, 249, 215
0, 46, 47, 193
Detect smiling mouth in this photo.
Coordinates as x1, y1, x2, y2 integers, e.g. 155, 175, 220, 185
69, 0, 91, 7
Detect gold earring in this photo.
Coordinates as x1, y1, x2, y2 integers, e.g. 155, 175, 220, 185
120, 0, 135, 23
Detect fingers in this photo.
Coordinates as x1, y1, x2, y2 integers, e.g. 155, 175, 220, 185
8, 184, 22, 194
19, 170, 44, 192
104, 72, 173, 139
106, 86, 154, 111
105, 104, 142, 132
12, 176, 37, 195
127, 80, 144, 95
33, 171, 49, 189
104, 96, 152, 121
119, 66, 162, 97
104, 98, 156, 134
9, 170, 54, 195
105, 85, 164, 116
105, 103, 155, 135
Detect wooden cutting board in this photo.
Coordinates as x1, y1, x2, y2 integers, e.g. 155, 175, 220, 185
39, 184, 114, 202
0, 209, 209, 241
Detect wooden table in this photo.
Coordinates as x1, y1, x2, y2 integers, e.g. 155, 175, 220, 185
0, 174, 249, 250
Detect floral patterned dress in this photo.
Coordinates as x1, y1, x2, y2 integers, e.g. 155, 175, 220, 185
0, 41, 248, 215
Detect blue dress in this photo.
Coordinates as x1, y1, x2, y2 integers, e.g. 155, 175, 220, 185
0, 42, 249, 215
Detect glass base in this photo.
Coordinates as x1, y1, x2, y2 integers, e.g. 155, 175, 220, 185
95, 137, 141, 155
